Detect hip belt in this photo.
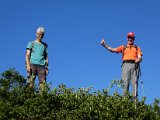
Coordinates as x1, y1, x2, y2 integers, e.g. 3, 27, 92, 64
123, 60, 135, 63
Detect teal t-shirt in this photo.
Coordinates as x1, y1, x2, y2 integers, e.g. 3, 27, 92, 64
27, 41, 48, 66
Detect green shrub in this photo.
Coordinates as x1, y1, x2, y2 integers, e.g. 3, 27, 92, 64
0, 69, 160, 120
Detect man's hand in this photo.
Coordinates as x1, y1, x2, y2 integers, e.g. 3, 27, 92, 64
135, 58, 142, 63
101, 38, 105, 46
45, 67, 49, 76
26, 65, 31, 73
135, 55, 142, 63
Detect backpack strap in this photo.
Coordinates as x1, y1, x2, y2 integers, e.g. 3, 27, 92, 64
122, 45, 127, 58
134, 45, 138, 58
41, 42, 48, 60
30, 41, 35, 53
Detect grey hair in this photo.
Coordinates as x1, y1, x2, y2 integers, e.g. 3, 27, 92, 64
36, 27, 45, 33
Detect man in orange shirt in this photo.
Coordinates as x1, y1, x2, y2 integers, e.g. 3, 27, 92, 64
100, 32, 142, 98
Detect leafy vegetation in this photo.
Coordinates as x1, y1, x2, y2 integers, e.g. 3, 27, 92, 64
0, 68, 160, 120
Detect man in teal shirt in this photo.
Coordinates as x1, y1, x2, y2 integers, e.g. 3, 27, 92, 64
26, 27, 49, 91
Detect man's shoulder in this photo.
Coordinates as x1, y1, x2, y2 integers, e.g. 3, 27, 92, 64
41, 42, 48, 47
117, 45, 125, 49
27, 41, 34, 49
28, 40, 35, 45
116, 45, 125, 53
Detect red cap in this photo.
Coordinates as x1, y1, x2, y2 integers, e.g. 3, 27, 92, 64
127, 32, 135, 38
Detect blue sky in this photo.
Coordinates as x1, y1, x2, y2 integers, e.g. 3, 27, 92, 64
0, 0, 160, 104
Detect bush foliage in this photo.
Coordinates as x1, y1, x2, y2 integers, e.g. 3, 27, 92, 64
0, 68, 160, 120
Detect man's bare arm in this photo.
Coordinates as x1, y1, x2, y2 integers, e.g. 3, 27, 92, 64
100, 39, 118, 53
26, 49, 31, 72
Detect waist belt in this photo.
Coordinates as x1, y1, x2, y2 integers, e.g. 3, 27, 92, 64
123, 60, 135, 63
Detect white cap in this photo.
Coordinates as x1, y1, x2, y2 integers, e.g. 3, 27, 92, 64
36, 27, 45, 33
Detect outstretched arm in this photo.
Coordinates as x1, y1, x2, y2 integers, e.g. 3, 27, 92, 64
100, 38, 118, 53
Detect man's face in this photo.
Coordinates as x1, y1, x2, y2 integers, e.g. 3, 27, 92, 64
127, 36, 134, 45
36, 32, 44, 40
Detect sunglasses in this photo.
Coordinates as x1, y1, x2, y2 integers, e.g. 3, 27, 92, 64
128, 36, 134, 39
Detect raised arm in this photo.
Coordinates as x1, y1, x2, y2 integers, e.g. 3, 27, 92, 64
100, 38, 118, 53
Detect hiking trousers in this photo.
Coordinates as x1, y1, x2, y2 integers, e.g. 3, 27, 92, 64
28, 64, 46, 91
122, 62, 139, 97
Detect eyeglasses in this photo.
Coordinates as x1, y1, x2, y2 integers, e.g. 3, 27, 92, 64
37, 32, 44, 36
128, 36, 134, 39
